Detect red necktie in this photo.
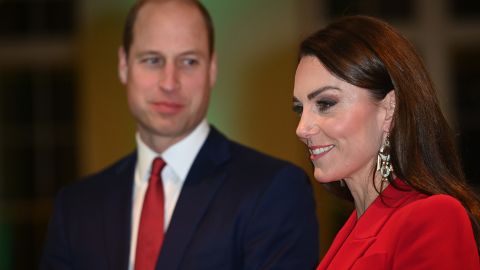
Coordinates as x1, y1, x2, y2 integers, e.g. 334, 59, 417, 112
135, 157, 166, 270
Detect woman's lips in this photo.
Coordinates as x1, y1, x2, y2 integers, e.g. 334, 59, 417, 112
309, 145, 334, 160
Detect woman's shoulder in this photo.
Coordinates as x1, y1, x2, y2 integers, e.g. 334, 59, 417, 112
387, 179, 467, 217
396, 192, 470, 224
408, 193, 465, 212
383, 193, 479, 269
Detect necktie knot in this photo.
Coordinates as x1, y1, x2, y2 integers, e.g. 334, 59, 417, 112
150, 157, 166, 181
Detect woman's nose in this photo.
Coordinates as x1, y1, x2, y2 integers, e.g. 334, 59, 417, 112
296, 113, 319, 140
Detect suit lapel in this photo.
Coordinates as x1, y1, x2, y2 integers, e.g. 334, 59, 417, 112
156, 128, 231, 270
317, 212, 357, 269
322, 180, 418, 269
102, 154, 137, 270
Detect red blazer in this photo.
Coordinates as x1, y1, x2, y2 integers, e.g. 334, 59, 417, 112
318, 180, 480, 269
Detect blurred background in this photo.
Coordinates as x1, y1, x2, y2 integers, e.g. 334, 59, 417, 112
0, 0, 479, 269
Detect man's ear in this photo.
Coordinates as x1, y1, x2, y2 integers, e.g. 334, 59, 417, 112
209, 52, 217, 88
382, 90, 396, 132
118, 47, 128, 85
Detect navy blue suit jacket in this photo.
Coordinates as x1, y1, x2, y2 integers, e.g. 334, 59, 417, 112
40, 127, 319, 269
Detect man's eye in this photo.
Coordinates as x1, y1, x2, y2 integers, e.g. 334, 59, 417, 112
141, 57, 161, 66
182, 58, 199, 67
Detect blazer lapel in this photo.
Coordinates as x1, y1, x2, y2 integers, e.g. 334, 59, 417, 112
156, 128, 231, 270
102, 154, 136, 270
317, 212, 357, 269
322, 179, 418, 269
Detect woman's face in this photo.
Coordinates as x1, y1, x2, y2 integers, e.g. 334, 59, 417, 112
293, 56, 392, 183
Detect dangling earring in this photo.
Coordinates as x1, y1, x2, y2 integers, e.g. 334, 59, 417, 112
377, 134, 393, 182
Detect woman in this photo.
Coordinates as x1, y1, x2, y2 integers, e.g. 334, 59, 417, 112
293, 15, 480, 269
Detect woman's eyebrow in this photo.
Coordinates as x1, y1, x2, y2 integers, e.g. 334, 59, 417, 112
307, 86, 341, 100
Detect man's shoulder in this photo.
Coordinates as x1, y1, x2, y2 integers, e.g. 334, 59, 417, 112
229, 140, 291, 165
60, 152, 136, 197
208, 127, 305, 174
226, 140, 307, 183
83, 152, 136, 181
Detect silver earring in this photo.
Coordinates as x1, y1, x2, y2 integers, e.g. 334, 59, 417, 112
377, 135, 393, 182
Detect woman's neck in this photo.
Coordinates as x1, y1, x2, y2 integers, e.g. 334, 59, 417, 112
345, 173, 389, 218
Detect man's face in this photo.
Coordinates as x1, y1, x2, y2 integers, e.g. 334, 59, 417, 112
119, 1, 216, 150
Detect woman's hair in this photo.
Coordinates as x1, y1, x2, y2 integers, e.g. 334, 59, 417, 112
299, 15, 480, 250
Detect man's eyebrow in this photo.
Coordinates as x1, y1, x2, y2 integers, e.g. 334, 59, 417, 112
178, 50, 209, 60
307, 86, 341, 100
135, 51, 160, 58
179, 50, 200, 56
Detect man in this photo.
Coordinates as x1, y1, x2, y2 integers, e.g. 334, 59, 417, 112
40, 0, 319, 269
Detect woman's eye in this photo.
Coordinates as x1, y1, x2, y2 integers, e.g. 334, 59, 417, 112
316, 99, 337, 112
292, 103, 303, 116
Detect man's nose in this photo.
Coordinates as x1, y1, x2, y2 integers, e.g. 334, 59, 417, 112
159, 63, 179, 92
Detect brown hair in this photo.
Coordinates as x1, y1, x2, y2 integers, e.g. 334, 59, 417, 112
122, 0, 215, 56
299, 15, 480, 250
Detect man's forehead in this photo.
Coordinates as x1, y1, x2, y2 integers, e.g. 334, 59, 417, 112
134, 2, 205, 35
137, 0, 200, 20
128, 0, 213, 56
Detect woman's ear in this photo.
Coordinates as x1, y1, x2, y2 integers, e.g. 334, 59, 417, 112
382, 90, 396, 132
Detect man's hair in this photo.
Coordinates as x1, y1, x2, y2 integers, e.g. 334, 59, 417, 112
122, 0, 215, 56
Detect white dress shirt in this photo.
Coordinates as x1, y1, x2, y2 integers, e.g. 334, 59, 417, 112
128, 120, 210, 270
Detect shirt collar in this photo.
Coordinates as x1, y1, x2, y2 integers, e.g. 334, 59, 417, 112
136, 119, 210, 183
